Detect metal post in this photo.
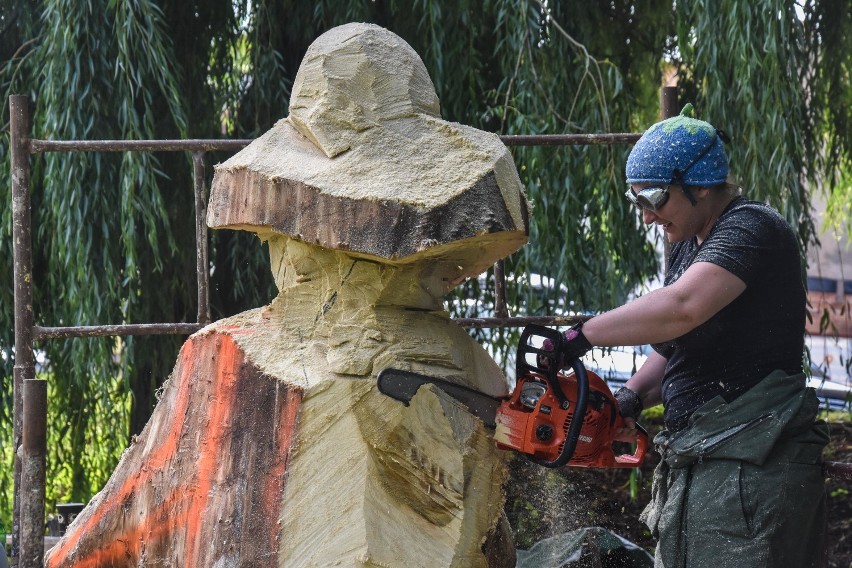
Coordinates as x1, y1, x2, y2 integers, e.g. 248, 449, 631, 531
660, 86, 679, 272
193, 152, 211, 325
20, 380, 47, 568
10, 94, 34, 567
493, 260, 508, 318
660, 86, 679, 121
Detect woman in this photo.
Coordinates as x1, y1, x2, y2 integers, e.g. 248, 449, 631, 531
556, 104, 828, 567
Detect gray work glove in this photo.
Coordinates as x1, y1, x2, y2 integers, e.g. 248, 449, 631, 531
614, 386, 643, 421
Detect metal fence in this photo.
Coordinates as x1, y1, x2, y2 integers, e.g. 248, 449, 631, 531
8, 88, 852, 567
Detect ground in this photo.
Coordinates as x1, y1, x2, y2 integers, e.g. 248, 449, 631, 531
505, 413, 852, 567
824, 420, 852, 567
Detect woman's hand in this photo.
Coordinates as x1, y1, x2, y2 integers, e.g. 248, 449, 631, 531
538, 324, 593, 369
614, 417, 638, 442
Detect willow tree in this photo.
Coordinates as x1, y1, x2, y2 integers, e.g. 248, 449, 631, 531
0, 0, 286, 515
1, 0, 850, 529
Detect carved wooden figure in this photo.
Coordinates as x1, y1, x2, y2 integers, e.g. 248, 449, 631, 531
46, 23, 528, 568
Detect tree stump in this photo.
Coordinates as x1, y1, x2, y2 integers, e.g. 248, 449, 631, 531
46, 23, 529, 568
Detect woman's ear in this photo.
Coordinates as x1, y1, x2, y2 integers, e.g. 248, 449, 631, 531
693, 186, 712, 200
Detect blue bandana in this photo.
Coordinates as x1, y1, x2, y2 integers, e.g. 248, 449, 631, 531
626, 104, 729, 187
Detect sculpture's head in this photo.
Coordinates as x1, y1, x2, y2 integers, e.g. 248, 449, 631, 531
207, 23, 529, 294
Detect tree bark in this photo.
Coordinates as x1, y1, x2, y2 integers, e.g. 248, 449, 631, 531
46, 331, 300, 567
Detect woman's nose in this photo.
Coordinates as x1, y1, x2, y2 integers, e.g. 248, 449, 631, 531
642, 208, 657, 225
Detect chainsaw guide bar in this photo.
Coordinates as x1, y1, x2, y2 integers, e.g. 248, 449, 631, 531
376, 368, 503, 428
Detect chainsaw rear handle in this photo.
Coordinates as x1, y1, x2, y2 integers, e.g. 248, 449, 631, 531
517, 324, 589, 469
612, 423, 650, 468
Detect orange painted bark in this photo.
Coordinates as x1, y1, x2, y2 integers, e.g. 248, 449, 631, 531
45, 331, 302, 567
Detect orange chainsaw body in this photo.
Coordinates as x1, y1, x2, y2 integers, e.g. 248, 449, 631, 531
494, 367, 648, 468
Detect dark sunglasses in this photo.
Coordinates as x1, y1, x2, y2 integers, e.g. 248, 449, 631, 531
624, 185, 670, 211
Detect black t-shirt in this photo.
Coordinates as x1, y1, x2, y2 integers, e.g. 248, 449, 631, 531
651, 197, 806, 432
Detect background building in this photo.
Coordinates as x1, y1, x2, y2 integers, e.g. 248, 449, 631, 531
805, 193, 851, 386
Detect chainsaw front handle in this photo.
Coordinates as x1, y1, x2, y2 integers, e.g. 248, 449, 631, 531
527, 356, 589, 469
516, 325, 591, 469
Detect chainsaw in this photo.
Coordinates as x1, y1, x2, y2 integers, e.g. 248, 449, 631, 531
377, 324, 648, 469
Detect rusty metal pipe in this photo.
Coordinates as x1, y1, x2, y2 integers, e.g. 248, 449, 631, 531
33, 323, 203, 340
500, 133, 641, 146
19, 379, 47, 568
10, 94, 34, 566
661, 86, 679, 121
27, 134, 643, 153
455, 315, 591, 328
29, 138, 251, 153
493, 261, 508, 318
193, 152, 211, 325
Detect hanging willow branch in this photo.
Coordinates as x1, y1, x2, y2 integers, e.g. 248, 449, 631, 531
675, 0, 821, 247
535, 0, 613, 134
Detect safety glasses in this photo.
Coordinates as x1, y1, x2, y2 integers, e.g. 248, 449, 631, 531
624, 185, 670, 211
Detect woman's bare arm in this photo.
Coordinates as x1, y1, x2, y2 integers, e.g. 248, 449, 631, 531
582, 261, 746, 347
626, 350, 667, 408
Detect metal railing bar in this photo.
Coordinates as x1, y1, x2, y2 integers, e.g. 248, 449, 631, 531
33, 323, 204, 340
33, 318, 590, 339
500, 133, 642, 146
26, 132, 642, 154
455, 315, 589, 328
29, 138, 252, 153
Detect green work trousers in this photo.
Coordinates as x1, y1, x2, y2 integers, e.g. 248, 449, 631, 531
641, 370, 829, 568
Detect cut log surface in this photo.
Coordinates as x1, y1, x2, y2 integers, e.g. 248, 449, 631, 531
209, 145, 528, 265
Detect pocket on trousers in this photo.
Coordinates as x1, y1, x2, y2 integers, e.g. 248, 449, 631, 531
687, 460, 753, 540
682, 460, 775, 568
743, 460, 826, 568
